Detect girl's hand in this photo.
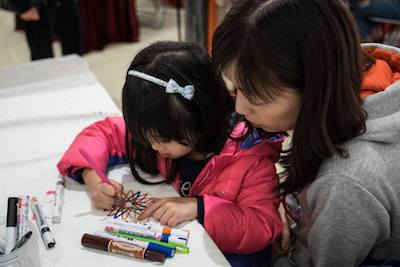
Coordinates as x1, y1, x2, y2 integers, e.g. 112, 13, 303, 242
20, 7, 40, 21
82, 169, 124, 210
272, 202, 294, 255
138, 197, 197, 227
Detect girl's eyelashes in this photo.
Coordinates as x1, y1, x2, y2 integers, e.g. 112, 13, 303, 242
178, 141, 190, 146
250, 98, 267, 106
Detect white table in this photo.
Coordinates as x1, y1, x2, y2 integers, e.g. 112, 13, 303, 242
0, 55, 230, 267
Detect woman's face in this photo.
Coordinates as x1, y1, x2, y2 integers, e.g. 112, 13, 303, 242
225, 66, 302, 132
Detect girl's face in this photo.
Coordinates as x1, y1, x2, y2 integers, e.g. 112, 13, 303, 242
225, 66, 302, 132
150, 141, 194, 159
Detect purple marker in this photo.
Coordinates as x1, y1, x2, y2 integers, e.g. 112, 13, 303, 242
78, 148, 112, 185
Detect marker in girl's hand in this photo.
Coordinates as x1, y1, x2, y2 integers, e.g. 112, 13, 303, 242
79, 148, 123, 201
79, 148, 112, 185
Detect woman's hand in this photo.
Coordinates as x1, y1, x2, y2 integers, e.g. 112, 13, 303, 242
20, 7, 40, 21
138, 197, 197, 227
272, 202, 294, 255
83, 169, 124, 210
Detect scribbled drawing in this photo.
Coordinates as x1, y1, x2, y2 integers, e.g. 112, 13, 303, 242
107, 191, 153, 221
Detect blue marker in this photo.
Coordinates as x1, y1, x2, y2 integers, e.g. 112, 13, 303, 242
161, 233, 188, 246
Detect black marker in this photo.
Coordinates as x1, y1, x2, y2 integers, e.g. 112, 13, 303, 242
5, 197, 18, 254
11, 231, 32, 252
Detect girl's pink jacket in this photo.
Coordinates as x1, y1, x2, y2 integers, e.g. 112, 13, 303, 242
57, 117, 283, 253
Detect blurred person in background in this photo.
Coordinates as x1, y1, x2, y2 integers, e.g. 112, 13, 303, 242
348, 0, 400, 42
13, 0, 82, 60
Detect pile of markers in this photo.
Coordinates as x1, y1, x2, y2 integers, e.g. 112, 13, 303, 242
0, 179, 64, 256
0, 195, 57, 257
81, 219, 190, 263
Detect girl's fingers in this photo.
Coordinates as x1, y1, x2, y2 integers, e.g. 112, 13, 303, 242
98, 199, 114, 210
159, 209, 175, 226
278, 203, 291, 250
152, 205, 168, 221
149, 197, 160, 203
110, 180, 124, 199
166, 215, 180, 227
102, 194, 116, 206
101, 183, 116, 197
138, 199, 167, 220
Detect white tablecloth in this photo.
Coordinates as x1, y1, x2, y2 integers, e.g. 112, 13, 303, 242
0, 55, 230, 267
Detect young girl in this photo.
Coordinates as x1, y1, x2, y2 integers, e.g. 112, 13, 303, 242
212, 0, 400, 266
57, 41, 283, 265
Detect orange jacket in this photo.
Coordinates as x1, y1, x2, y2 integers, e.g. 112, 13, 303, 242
361, 45, 400, 98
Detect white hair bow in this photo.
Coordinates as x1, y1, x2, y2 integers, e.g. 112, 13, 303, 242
128, 70, 195, 100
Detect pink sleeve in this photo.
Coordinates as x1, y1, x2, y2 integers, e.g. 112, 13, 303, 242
56, 117, 127, 181
203, 159, 282, 254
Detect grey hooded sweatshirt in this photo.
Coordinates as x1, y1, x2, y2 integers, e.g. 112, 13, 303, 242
274, 43, 400, 267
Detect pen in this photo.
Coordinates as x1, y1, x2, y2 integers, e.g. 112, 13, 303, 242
31, 197, 56, 249
11, 231, 32, 252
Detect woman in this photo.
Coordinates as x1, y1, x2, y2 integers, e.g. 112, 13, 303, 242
212, 0, 400, 266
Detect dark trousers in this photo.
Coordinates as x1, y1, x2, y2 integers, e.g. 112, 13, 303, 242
24, 0, 82, 60
361, 249, 400, 267
224, 246, 272, 267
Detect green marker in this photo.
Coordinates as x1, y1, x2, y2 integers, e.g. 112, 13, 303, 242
112, 232, 189, 254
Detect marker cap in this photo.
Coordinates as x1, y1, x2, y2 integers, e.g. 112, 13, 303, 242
82, 234, 109, 251
7, 198, 18, 227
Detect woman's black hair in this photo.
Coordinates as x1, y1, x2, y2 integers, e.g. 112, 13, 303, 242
122, 41, 233, 184
212, 0, 367, 194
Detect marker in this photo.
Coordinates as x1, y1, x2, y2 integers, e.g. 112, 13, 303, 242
52, 179, 65, 223
17, 195, 29, 240
160, 233, 188, 246
81, 234, 165, 262
78, 148, 112, 185
105, 224, 187, 246
107, 219, 190, 239
5, 197, 18, 254
95, 231, 175, 257
11, 231, 32, 252
105, 225, 161, 241
31, 197, 56, 249
112, 231, 189, 254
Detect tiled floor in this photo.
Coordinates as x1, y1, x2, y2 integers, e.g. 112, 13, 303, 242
0, 1, 181, 108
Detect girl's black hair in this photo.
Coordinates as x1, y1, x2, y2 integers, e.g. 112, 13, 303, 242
212, 0, 367, 194
122, 41, 233, 184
